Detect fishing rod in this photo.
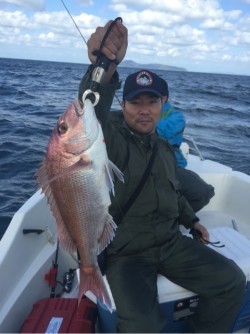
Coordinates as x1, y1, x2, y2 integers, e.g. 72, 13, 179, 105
60, 0, 122, 106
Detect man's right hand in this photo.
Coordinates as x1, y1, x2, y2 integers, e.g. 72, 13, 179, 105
87, 19, 128, 83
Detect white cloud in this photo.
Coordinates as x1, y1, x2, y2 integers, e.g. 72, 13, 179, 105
112, 0, 224, 20
0, 0, 249, 74
75, 0, 94, 5
0, 10, 30, 27
235, 30, 250, 44
222, 54, 232, 61
224, 9, 242, 20
109, 0, 250, 72
201, 18, 234, 30
239, 52, 250, 62
0, 0, 45, 10
0, 8, 105, 50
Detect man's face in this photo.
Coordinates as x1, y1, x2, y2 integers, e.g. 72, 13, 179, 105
122, 93, 167, 134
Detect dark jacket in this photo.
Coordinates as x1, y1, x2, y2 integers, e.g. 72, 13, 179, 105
78, 66, 198, 257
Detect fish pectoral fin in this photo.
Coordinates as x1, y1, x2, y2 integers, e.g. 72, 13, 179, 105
98, 214, 117, 254
38, 159, 91, 188
105, 160, 124, 196
37, 163, 77, 253
49, 159, 91, 183
36, 160, 49, 189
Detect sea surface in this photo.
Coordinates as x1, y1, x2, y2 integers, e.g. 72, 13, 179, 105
1, 57, 250, 238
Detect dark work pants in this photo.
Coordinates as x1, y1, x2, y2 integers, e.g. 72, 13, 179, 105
106, 233, 246, 333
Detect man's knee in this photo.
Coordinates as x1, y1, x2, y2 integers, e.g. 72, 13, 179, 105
192, 184, 215, 212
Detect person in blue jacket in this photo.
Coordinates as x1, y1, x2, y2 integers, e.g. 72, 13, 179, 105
157, 101, 187, 168
157, 101, 215, 212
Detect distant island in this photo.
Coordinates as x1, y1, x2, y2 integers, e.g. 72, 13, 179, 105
120, 60, 187, 72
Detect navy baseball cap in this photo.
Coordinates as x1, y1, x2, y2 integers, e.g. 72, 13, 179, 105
123, 69, 169, 101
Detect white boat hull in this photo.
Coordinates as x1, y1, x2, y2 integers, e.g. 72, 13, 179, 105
1, 155, 250, 332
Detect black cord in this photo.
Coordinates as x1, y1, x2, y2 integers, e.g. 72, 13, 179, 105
190, 228, 225, 248
93, 17, 123, 68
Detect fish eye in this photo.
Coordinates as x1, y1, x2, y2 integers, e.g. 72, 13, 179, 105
58, 122, 68, 134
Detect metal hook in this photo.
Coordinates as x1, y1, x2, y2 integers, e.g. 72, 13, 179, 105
82, 89, 100, 106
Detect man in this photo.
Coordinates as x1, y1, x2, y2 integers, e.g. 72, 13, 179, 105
78, 19, 245, 333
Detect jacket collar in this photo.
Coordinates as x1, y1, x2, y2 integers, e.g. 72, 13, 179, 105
121, 120, 158, 148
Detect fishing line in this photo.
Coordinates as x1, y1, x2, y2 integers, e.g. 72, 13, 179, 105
60, 0, 87, 45
60, 0, 122, 106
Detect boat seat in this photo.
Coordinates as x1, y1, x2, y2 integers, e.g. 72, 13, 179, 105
102, 226, 250, 309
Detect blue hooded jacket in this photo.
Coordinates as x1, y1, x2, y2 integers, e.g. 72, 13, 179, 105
157, 102, 187, 168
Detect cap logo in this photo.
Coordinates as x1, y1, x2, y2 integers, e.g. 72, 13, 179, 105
136, 71, 153, 86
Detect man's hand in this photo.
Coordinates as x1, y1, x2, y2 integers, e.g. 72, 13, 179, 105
87, 19, 128, 66
193, 221, 209, 243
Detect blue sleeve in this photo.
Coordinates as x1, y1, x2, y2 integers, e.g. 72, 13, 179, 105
174, 149, 188, 168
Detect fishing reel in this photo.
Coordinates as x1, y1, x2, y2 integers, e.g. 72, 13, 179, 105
62, 268, 76, 293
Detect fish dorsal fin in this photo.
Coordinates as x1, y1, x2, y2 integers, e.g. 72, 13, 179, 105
105, 160, 124, 196
36, 161, 77, 252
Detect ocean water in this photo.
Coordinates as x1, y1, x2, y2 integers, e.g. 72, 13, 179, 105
1, 57, 250, 238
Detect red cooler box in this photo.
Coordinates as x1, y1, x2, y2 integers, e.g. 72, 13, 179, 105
20, 297, 97, 333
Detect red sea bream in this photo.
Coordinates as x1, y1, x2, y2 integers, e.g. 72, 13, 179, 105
37, 99, 123, 311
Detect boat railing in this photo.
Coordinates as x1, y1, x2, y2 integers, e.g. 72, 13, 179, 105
183, 135, 204, 161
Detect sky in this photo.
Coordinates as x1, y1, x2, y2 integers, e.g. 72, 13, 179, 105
0, 0, 250, 75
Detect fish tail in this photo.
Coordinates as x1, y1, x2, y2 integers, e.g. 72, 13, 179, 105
79, 266, 113, 313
